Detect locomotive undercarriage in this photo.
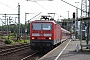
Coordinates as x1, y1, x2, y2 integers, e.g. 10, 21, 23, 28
30, 39, 62, 51
30, 40, 54, 50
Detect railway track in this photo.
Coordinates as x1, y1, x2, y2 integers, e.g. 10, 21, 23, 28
20, 39, 70, 60
21, 51, 46, 60
21, 52, 37, 60
0, 43, 47, 60
0, 44, 30, 56
0, 39, 70, 60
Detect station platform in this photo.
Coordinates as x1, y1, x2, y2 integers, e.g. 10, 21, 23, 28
39, 39, 90, 60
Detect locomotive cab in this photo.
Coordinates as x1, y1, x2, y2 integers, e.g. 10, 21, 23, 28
30, 20, 54, 50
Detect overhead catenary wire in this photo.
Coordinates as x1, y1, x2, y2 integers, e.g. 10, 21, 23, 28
0, 1, 42, 26
29, 12, 42, 20
0, 1, 36, 14
61, 0, 88, 13
35, 2, 49, 12
0, 2, 17, 11
0, 1, 26, 14
0, 1, 49, 14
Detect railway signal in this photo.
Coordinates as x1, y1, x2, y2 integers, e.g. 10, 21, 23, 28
73, 12, 75, 23
73, 12, 75, 18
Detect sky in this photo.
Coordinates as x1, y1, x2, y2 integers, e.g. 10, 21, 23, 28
0, 0, 84, 25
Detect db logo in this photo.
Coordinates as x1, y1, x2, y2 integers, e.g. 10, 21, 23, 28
40, 34, 43, 36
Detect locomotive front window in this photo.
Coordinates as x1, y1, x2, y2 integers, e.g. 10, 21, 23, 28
32, 23, 52, 30
42, 23, 52, 30
32, 23, 42, 30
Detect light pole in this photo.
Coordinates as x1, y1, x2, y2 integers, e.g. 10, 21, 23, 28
7, 17, 12, 40
66, 11, 69, 19
2, 15, 9, 35
25, 12, 42, 41
25, 12, 34, 41
0, 18, 6, 36
60, 15, 66, 28
75, 2, 79, 38
25, 12, 30, 41
13, 17, 18, 36
25, 12, 36, 40
66, 11, 69, 30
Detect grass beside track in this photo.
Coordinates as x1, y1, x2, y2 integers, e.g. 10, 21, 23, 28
0, 35, 30, 44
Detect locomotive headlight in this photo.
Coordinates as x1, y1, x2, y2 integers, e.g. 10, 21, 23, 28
32, 37, 35, 39
49, 37, 51, 40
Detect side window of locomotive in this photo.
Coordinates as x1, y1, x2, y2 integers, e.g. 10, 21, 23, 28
42, 23, 52, 30
32, 23, 41, 30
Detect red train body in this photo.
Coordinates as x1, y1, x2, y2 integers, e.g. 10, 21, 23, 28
30, 17, 70, 50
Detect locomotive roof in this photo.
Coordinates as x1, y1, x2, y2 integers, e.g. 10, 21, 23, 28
31, 20, 56, 24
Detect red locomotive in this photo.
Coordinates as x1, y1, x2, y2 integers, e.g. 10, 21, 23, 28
30, 15, 70, 50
